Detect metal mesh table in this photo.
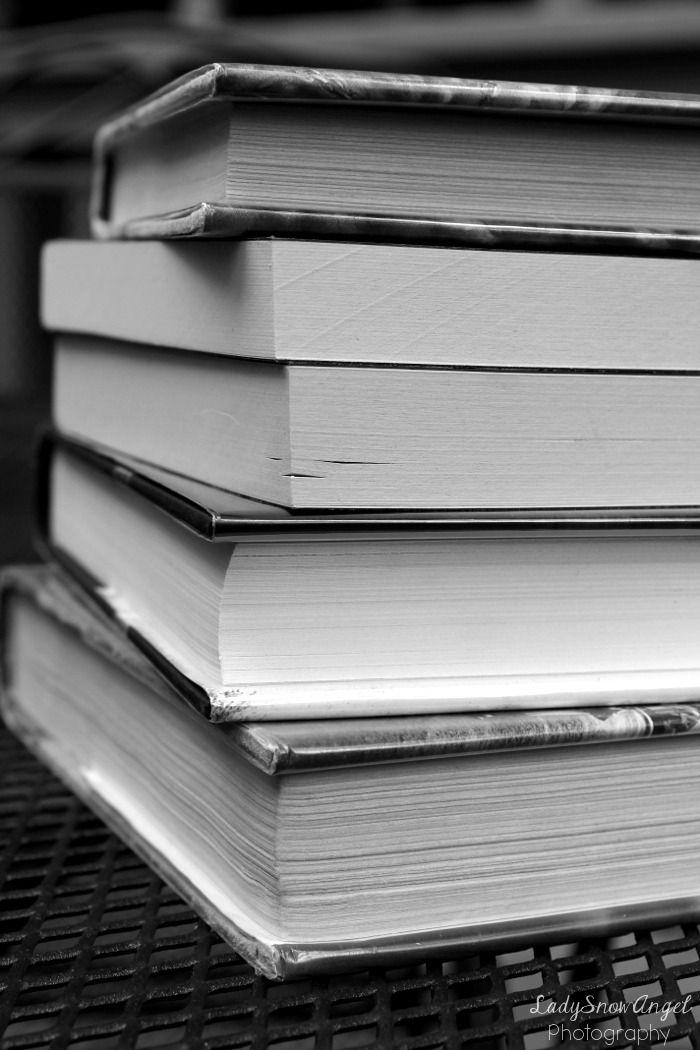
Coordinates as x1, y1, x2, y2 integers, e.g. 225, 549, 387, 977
2, 723, 700, 1050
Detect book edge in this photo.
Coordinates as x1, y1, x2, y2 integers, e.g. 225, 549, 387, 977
14, 556, 700, 761
91, 201, 700, 255
49, 433, 700, 534
91, 64, 700, 244
4, 684, 700, 979
94, 63, 700, 140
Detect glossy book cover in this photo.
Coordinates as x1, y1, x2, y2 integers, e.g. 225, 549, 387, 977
92, 62, 700, 252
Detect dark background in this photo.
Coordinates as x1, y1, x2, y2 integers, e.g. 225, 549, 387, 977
3, 0, 700, 566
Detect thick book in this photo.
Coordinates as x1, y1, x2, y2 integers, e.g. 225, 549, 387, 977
41, 437, 700, 722
92, 63, 700, 254
42, 239, 700, 370
4, 563, 700, 978
53, 331, 700, 511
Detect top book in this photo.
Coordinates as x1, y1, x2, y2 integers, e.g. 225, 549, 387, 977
93, 63, 700, 251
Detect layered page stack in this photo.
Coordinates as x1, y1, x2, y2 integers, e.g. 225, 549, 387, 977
6, 63, 700, 975
5, 564, 700, 979
45, 238, 700, 511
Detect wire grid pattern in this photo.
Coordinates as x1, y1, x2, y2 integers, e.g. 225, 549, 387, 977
2, 725, 700, 1050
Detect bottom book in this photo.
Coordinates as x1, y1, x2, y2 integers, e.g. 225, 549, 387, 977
3, 563, 700, 979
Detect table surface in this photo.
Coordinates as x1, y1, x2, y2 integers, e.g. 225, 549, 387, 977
2, 723, 700, 1050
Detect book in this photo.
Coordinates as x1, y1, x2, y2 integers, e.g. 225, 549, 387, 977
5, 562, 700, 979
92, 64, 700, 254
42, 438, 700, 722
41, 239, 700, 370
53, 331, 700, 511
43, 434, 700, 539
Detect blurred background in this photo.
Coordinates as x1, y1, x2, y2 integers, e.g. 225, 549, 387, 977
3, 0, 700, 565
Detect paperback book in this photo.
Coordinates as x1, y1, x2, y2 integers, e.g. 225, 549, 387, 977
52, 331, 700, 511
41, 239, 700, 370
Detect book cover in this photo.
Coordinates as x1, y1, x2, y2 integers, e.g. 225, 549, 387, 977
5, 563, 700, 978
92, 63, 700, 253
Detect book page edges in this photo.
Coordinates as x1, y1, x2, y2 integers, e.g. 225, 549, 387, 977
3, 689, 700, 980
0, 686, 286, 980
47, 434, 700, 536
35, 443, 700, 729
30, 545, 700, 728
6, 565, 700, 978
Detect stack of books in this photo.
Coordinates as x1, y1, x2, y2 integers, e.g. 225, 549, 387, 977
4, 64, 700, 980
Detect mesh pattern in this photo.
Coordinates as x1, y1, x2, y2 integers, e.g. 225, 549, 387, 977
2, 723, 700, 1050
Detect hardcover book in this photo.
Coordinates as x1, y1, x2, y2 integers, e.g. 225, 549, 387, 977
92, 64, 700, 254
4, 564, 700, 978
41, 239, 700, 370
41, 437, 700, 722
